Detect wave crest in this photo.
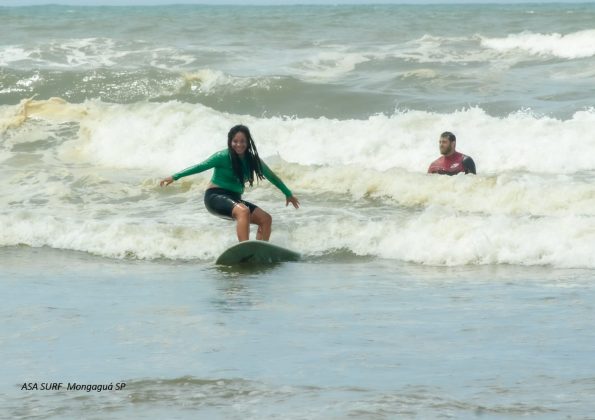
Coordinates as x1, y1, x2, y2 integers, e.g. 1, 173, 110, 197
481, 30, 595, 59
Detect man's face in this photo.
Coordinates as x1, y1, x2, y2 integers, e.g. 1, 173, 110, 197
439, 137, 454, 156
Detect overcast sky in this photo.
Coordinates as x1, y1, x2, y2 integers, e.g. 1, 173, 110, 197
1, 0, 594, 5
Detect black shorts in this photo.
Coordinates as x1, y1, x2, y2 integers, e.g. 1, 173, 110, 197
204, 188, 258, 220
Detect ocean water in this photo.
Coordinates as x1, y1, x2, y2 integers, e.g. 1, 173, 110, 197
2, 247, 595, 418
1, 4, 595, 418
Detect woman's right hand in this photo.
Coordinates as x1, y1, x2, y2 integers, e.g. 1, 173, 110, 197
286, 195, 300, 209
160, 176, 174, 187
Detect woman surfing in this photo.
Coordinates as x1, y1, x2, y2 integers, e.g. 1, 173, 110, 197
160, 125, 299, 242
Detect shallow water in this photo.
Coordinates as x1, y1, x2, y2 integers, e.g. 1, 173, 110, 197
2, 247, 594, 418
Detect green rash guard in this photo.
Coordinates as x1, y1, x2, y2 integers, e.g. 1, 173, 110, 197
172, 149, 293, 197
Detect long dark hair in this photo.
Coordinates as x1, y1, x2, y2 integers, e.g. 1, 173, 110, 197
227, 124, 264, 187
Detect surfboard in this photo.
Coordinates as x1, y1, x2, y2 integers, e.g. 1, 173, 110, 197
216, 240, 301, 265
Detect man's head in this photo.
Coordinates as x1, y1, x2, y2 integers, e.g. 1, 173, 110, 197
439, 131, 456, 156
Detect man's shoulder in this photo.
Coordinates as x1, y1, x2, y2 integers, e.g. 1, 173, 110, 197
432, 156, 444, 165
460, 153, 476, 174
461, 153, 475, 164
429, 155, 444, 166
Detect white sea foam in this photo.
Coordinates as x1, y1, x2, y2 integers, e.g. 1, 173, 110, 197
29, 100, 592, 175
1, 205, 593, 268
1, 99, 594, 267
292, 210, 595, 268
292, 51, 370, 82
369, 31, 595, 64
4, 98, 595, 177
3, 99, 595, 174
0, 38, 120, 68
364, 34, 496, 65
181, 69, 272, 94
481, 30, 595, 59
0, 38, 195, 69
0, 46, 37, 67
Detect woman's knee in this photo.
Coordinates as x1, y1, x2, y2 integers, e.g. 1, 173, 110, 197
233, 204, 250, 220
261, 211, 272, 227
252, 209, 272, 227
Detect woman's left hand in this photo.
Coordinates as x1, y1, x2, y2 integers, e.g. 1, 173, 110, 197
160, 176, 174, 187
286, 195, 300, 209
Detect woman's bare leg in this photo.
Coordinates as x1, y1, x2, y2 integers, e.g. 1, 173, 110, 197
250, 208, 272, 241
231, 204, 251, 242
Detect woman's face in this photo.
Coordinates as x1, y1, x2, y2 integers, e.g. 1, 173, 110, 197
231, 132, 248, 156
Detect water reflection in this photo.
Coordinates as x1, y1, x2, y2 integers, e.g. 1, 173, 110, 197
207, 263, 287, 313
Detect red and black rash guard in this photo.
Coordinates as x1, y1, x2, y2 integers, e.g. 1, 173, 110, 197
427, 151, 476, 175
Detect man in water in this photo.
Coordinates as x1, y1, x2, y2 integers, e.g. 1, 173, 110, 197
427, 131, 476, 175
